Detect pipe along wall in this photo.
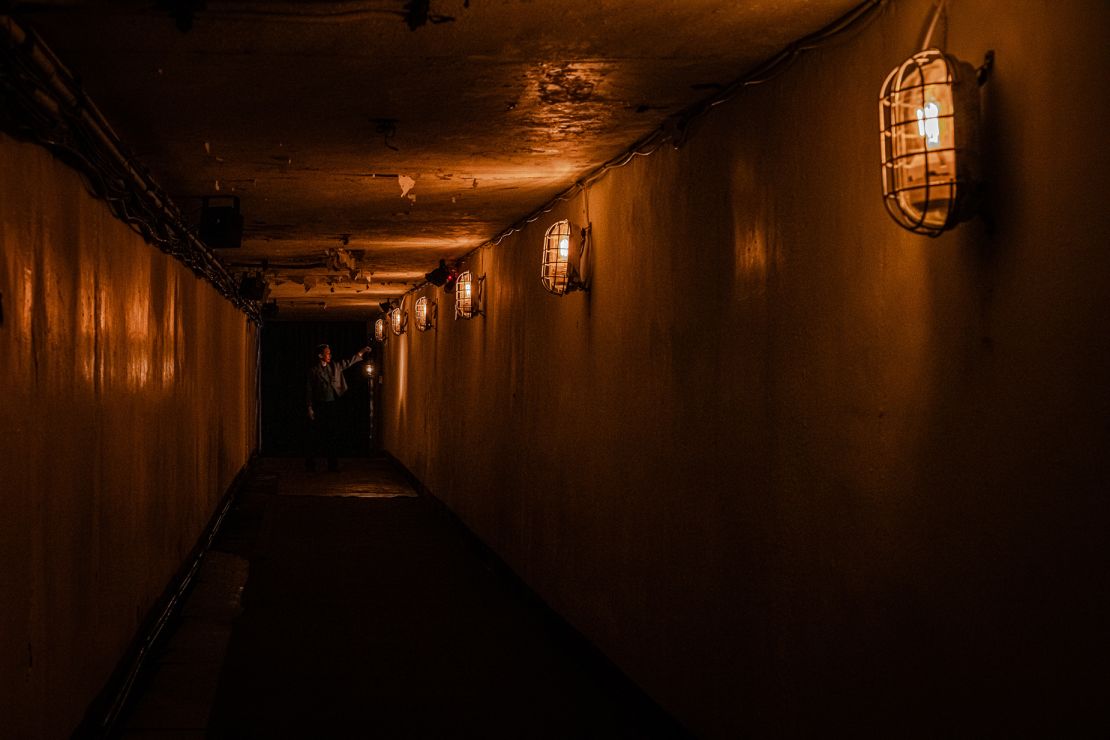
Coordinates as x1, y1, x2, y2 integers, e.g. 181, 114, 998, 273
0, 134, 257, 737
381, 1, 1110, 736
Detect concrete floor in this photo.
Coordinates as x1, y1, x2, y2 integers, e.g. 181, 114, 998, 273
116, 456, 686, 738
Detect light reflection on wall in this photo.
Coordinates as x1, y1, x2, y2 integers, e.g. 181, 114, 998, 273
161, 273, 177, 384
96, 281, 110, 390
41, 233, 63, 353
396, 334, 408, 415
2, 135, 263, 737
77, 257, 96, 385
730, 164, 778, 288
125, 279, 152, 389
889, 241, 932, 419
20, 263, 33, 352
734, 219, 770, 284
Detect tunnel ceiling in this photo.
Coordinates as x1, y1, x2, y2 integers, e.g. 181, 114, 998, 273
19, 0, 860, 314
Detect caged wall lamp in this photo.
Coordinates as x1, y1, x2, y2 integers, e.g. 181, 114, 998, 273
390, 304, 406, 335
415, 296, 435, 331
879, 47, 988, 236
454, 271, 478, 319
540, 219, 586, 295
374, 318, 386, 342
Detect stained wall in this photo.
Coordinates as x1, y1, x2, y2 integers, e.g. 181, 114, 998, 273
381, 1, 1110, 736
0, 134, 257, 737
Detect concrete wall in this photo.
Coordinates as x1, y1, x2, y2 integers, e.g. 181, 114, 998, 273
381, 1, 1109, 735
0, 134, 257, 737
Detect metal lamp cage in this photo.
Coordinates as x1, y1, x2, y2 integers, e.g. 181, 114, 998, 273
540, 219, 583, 295
455, 271, 477, 319
879, 48, 980, 236
374, 318, 385, 342
415, 296, 433, 331
390, 306, 406, 335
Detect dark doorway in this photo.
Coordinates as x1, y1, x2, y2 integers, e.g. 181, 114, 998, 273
261, 320, 374, 456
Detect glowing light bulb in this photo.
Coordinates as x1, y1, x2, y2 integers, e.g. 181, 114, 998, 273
916, 101, 941, 146
880, 48, 981, 235
454, 270, 476, 318
540, 219, 583, 295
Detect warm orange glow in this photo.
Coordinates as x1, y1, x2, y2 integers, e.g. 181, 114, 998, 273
161, 274, 177, 384
880, 48, 980, 235
77, 258, 96, 385
19, 262, 33, 347
391, 306, 404, 335
415, 296, 430, 331
455, 271, 475, 319
541, 219, 574, 295
125, 278, 152, 388
96, 281, 110, 389
375, 318, 385, 342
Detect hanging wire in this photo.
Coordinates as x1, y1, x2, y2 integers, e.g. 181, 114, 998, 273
582, 181, 591, 226
920, 0, 948, 51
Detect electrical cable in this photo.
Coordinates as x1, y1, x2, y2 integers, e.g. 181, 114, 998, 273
920, 0, 947, 50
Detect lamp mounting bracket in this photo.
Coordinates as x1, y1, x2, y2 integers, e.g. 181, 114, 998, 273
977, 50, 995, 86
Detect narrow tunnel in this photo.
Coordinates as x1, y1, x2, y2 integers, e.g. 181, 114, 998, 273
1, 1, 1108, 737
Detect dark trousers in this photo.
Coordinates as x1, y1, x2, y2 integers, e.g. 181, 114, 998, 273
306, 400, 339, 470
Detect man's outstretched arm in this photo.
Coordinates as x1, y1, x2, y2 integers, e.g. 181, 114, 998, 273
335, 346, 372, 372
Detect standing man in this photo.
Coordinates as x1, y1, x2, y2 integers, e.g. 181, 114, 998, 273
306, 342, 371, 472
